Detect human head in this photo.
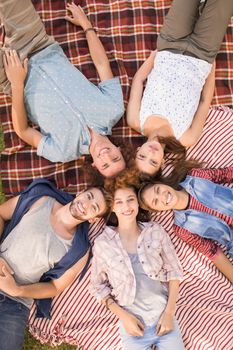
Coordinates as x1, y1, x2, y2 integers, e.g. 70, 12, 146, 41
88, 139, 136, 178
138, 182, 180, 212
89, 135, 126, 177
69, 187, 111, 222
104, 167, 149, 225
136, 136, 186, 179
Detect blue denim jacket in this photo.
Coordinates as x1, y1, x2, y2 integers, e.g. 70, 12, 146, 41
174, 176, 233, 257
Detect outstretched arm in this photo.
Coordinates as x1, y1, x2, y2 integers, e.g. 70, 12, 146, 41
180, 62, 215, 147
65, 3, 113, 82
127, 51, 156, 132
3, 50, 43, 148
0, 249, 90, 298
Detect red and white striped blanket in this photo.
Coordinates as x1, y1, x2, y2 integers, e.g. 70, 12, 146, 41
0, 0, 233, 349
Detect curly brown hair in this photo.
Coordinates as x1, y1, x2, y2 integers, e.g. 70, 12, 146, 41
104, 167, 149, 225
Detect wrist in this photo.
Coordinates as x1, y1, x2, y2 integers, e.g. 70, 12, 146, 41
82, 21, 93, 32
11, 83, 24, 91
164, 307, 176, 316
11, 284, 22, 297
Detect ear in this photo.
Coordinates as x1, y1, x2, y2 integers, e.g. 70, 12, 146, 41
161, 158, 165, 167
91, 162, 96, 168
136, 147, 140, 151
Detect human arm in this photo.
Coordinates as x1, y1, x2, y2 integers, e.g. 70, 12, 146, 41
90, 241, 144, 336
0, 249, 90, 298
157, 280, 180, 336
189, 166, 233, 184
0, 195, 19, 239
103, 296, 144, 336
180, 62, 215, 147
65, 3, 113, 82
127, 51, 156, 132
174, 225, 233, 283
3, 50, 43, 148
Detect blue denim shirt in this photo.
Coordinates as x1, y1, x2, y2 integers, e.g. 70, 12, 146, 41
24, 43, 124, 162
174, 176, 233, 257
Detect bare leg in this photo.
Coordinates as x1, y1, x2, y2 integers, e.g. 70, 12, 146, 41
213, 250, 233, 284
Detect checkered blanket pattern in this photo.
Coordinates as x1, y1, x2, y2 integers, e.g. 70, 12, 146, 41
0, 1, 233, 349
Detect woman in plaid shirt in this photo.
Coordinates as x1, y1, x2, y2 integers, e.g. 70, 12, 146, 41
138, 166, 233, 284
90, 168, 184, 350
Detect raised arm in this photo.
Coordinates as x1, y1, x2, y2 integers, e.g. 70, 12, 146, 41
180, 62, 215, 147
3, 50, 43, 148
127, 51, 156, 132
0, 249, 90, 298
190, 166, 233, 184
65, 3, 113, 82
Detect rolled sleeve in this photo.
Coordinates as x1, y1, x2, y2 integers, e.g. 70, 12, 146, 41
37, 135, 77, 163
159, 228, 183, 281
89, 243, 112, 302
98, 77, 124, 121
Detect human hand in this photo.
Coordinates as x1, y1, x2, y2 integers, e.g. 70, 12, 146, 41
122, 311, 145, 336
156, 311, 174, 336
65, 2, 92, 30
0, 266, 19, 297
0, 257, 14, 277
3, 50, 28, 88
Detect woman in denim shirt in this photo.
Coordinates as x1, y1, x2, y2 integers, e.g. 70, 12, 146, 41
90, 168, 184, 350
138, 166, 233, 284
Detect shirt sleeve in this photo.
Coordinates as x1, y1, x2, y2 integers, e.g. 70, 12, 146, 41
98, 77, 124, 117
89, 241, 112, 302
173, 224, 221, 260
157, 226, 183, 281
37, 135, 77, 163
190, 166, 233, 184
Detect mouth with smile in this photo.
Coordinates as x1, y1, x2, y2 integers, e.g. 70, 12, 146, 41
76, 201, 86, 216
98, 147, 110, 156
121, 209, 134, 216
165, 191, 172, 205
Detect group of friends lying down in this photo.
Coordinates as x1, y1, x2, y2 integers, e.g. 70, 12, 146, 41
0, 0, 233, 349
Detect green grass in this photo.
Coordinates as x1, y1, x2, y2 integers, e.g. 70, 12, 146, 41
0, 129, 76, 349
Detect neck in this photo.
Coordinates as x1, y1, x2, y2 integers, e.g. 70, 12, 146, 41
175, 189, 190, 210
53, 203, 83, 236
117, 219, 140, 239
89, 130, 108, 153
146, 125, 173, 139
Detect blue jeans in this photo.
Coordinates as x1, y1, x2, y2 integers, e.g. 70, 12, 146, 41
119, 319, 185, 350
0, 294, 30, 350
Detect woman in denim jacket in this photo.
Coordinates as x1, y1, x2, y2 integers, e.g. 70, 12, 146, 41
138, 166, 233, 284
90, 168, 184, 350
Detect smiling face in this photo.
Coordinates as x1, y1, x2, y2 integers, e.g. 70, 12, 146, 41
136, 140, 164, 176
112, 187, 139, 224
141, 183, 179, 211
69, 188, 107, 221
90, 137, 126, 178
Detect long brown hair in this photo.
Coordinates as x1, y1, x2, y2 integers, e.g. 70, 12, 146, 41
139, 136, 203, 182
104, 167, 149, 226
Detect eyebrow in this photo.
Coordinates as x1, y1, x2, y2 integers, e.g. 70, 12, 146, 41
151, 185, 156, 207
115, 195, 135, 200
90, 191, 100, 212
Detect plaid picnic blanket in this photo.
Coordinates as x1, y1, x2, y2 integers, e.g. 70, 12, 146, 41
0, 1, 233, 349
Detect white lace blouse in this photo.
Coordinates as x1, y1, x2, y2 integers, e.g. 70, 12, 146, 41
139, 51, 212, 139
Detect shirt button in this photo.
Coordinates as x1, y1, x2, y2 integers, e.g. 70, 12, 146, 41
141, 261, 144, 264
147, 245, 150, 248
54, 87, 57, 91
65, 100, 69, 104
138, 245, 140, 249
